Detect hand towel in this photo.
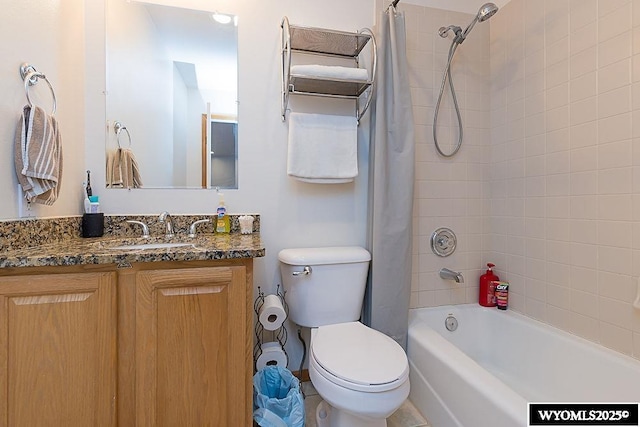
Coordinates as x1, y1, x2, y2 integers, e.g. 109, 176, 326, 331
120, 148, 143, 189
290, 65, 369, 82
106, 148, 124, 188
105, 148, 142, 189
14, 105, 63, 205
287, 112, 358, 183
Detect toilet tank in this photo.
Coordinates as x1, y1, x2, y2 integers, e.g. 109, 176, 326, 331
278, 247, 371, 327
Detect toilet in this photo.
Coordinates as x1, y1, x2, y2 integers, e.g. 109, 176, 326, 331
278, 246, 410, 427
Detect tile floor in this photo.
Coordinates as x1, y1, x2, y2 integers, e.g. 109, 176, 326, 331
301, 382, 431, 427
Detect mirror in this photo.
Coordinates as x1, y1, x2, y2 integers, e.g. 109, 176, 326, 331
105, 0, 238, 189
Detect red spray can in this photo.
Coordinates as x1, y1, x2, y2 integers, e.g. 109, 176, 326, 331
479, 263, 499, 307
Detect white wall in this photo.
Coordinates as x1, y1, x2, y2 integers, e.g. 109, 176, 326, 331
0, 0, 86, 218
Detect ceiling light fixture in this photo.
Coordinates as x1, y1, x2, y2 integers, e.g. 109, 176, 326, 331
212, 13, 232, 25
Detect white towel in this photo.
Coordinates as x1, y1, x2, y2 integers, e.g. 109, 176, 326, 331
287, 113, 358, 183
290, 65, 369, 82
14, 105, 63, 205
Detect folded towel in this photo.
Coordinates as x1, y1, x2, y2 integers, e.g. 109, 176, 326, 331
106, 148, 142, 189
290, 65, 369, 82
287, 112, 358, 183
14, 105, 63, 205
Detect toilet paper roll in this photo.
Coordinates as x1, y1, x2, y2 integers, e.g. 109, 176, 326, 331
256, 342, 288, 370
259, 294, 286, 331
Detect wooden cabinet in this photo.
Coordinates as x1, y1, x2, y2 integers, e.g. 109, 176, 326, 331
135, 264, 248, 426
0, 259, 253, 427
0, 270, 117, 427
118, 259, 253, 427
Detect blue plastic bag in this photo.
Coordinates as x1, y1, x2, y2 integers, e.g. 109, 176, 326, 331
253, 366, 305, 427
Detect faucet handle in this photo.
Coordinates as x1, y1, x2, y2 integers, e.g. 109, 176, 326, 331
126, 220, 150, 238
188, 219, 210, 238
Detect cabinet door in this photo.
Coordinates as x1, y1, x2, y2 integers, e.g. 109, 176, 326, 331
0, 272, 117, 427
136, 266, 247, 426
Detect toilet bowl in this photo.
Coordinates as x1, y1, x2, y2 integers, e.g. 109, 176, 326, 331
309, 322, 410, 427
278, 247, 411, 427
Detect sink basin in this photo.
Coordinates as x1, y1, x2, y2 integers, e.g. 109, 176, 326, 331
109, 242, 195, 250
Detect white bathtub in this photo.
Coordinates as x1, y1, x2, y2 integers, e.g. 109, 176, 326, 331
407, 304, 640, 427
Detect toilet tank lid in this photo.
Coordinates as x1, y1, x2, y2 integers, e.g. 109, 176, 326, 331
278, 246, 371, 265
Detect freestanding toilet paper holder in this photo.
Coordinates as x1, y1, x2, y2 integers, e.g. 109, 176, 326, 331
253, 285, 289, 372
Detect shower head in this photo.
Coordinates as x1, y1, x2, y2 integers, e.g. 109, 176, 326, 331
477, 3, 499, 22
454, 2, 498, 43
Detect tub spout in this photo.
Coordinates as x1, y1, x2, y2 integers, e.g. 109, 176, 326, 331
440, 268, 464, 283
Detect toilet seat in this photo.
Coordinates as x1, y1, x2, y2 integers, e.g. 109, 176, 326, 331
311, 322, 409, 393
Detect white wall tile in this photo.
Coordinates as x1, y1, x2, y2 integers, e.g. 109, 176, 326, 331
570, 46, 597, 79
599, 321, 633, 355
598, 59, 631, 94
570, 0, 597, 32
598, 3, 632, 43
598, 86, 631, 119
570, 122, 597, 148
598, 32, 632, 68
598, 114, 632, 145
409, 0, 640, 361
570, 171, 597, 195
570, 71, 597, 102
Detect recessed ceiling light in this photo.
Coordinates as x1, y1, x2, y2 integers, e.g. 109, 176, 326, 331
212, 13, 232, 25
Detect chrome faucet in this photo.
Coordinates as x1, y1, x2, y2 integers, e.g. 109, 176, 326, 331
440, 268, 464, 283
158, 211, 175, 238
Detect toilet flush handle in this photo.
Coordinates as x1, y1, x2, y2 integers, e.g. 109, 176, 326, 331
292, 266, 312, 276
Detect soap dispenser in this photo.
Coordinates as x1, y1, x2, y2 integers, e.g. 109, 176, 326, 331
215, 193, 230, 233
479, 263, 499, 307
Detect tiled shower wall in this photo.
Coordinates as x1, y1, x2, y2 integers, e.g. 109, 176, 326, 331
398, 0, 640, 360
392, 2, 491, 308
489, 0, 640, 358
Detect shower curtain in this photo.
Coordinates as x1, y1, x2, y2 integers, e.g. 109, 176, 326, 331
364, 5, 415, 349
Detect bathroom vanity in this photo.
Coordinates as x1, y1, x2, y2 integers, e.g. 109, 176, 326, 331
0, 216, 264, 426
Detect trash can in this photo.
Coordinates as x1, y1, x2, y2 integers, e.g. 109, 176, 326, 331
253, 366, 305, 427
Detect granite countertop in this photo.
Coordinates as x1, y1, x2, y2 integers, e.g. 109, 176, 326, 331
0, 233, 265, 268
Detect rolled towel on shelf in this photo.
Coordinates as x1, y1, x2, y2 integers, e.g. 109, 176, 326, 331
290, 64, 369, 82
287, 112, 358, 183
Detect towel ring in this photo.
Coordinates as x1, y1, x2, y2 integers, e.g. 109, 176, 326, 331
20, 63, 57, 115
114, 121, 132, 148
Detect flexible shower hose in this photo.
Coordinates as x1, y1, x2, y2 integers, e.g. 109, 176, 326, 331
433, 41, 463, 158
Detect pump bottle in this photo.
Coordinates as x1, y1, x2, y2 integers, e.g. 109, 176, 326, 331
215, 193, 230, 233
479, 263, 499, 307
